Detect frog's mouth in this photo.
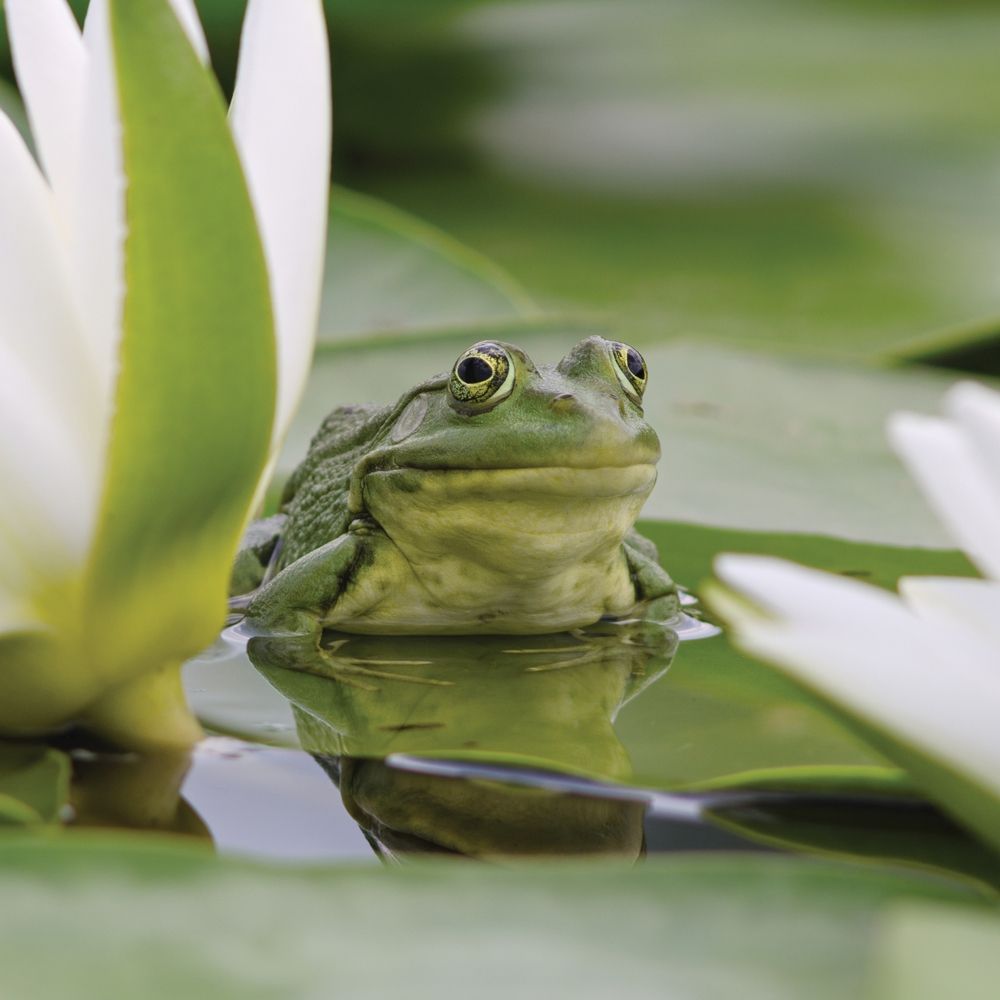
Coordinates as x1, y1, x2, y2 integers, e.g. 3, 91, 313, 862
368, 463, 657, 501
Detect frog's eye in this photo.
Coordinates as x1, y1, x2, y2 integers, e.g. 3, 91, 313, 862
450, 342, 515, 407
611, 342, 647, 402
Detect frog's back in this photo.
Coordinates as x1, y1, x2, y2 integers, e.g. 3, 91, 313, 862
278, 402, 390, 567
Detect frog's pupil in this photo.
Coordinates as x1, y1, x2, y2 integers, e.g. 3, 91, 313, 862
626, 349, 645, 379
458, 356, 493, 384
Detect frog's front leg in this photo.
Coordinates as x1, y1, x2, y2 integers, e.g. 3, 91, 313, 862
229, 513, 287, 597
241, 533, 369, 641
623, 529, 679, 623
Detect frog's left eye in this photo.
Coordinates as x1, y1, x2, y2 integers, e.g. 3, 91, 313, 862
611, 342, 647, 401
450, 342, 515, 407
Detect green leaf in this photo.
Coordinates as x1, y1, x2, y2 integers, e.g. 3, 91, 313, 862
641, 521, 976, 598
81, 0, 274, 729
320, 186, 534, 342
0, 836, 989, 999
0, 746, 69, 826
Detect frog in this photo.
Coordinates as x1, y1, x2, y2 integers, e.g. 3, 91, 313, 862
230, 336, 678, 637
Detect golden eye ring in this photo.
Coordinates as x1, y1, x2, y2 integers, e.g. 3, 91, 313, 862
450, 342, 515, 406
611, 342, 647, 401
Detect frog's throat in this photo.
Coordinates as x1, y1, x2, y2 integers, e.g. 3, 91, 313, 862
354, 464, 656, 617
360, 464, 656, 565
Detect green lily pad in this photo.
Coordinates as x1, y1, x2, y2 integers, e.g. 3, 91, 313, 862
0, 745, 69, 826
0, 836, 990, 999
881, 318, 1000, 377
321, 186, 533, 342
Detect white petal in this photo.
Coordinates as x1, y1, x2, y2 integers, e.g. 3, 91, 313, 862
899, 576, 1000, 678
164, 0, 210, 64
75, 0, 125, 419
0, 113, 101, 564
0, 114, 95, 412
714, 554, 910, 628
946, 382, 1000, 499
4, 0, 85, 227
0, 340, 96, 585
230, 0, 331, 452
888, 411, 1000, 581
717, 555, 1000, 799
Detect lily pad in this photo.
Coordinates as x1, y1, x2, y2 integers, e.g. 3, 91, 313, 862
320, 186, 533, 342
0, 836, 990, 999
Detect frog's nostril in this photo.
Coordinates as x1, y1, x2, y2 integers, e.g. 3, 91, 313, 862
550, 393, 576, 414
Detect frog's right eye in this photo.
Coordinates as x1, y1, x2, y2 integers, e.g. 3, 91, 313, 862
450, 342, 515, 406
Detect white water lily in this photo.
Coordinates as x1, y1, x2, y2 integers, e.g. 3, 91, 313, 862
713, 381, 1000, 852
0, 0, 329, 748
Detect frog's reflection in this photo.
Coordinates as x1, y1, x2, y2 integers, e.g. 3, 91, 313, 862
247, 621, 677, 861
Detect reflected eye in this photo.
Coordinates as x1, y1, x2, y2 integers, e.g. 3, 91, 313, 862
450, 342, 515, 406
611, 342, 647, 401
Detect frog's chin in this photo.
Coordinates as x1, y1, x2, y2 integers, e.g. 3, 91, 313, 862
370, 463, 657, 500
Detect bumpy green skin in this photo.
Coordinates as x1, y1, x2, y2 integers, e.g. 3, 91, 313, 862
232, 336, 677, 636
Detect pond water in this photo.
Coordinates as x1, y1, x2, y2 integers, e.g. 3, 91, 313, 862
155, 614, 993, 884
26, 603, 986, 886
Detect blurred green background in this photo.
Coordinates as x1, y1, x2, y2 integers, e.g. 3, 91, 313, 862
5, 0, 1000, 546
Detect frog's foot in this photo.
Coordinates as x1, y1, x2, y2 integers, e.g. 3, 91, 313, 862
640, 594, 682, 625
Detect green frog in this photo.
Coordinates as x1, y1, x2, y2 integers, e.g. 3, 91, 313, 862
231, 336, 677, 636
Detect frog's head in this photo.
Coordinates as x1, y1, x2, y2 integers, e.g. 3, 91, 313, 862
353, 337, 660, 576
